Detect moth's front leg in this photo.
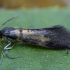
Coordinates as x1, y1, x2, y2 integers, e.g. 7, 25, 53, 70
4, 37, 13, 50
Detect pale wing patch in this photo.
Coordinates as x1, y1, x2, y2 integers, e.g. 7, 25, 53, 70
22, 30, 35, 34
33, 35, 50, 42
13, 30, 21, 41
13, 30, 20, 36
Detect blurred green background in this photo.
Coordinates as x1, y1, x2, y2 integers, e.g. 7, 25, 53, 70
0, 0, 70, 9
0, 0, 70, 70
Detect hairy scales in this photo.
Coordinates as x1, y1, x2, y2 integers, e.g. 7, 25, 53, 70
1, 25, 70, 49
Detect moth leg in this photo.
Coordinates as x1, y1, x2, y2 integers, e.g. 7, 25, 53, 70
66, 49, 68, 54
4, 37, 13, 50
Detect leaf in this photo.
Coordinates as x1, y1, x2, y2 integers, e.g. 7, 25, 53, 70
0, 7, 70, 70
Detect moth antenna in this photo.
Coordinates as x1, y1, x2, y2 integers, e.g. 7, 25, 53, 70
0, 14, 19, 28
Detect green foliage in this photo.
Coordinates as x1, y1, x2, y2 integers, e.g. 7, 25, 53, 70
0, 7, 70, 70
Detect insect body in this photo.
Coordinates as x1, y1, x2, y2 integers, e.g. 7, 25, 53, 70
1, 25, 70, 50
